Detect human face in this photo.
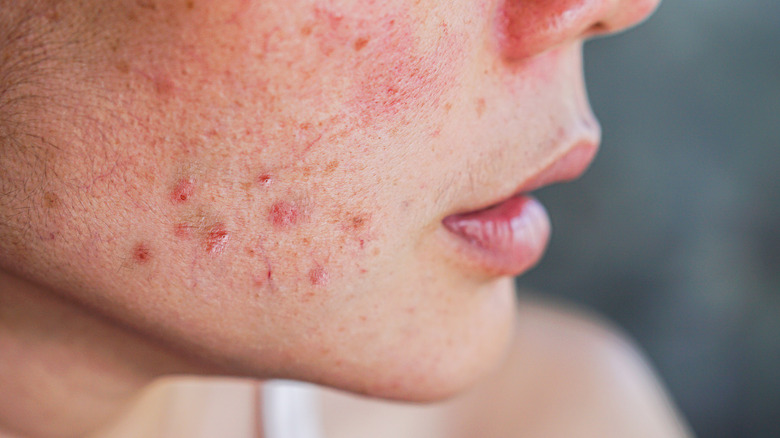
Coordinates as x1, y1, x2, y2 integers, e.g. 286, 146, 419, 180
0, 0, 658, 400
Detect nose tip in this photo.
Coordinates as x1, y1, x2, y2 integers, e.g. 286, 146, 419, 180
496, 0, 661, 60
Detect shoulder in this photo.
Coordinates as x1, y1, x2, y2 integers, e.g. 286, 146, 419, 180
447, 296, 693, 438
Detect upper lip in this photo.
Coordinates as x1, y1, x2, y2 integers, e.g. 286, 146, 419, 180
515, 139, 599, 194
447, 138, 599, 217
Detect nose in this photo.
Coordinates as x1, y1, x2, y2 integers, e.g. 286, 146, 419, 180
496, 0, 661, 60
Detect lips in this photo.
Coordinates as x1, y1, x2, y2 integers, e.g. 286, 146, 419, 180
442, 141, 597, 277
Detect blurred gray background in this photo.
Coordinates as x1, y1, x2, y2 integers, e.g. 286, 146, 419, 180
516, 1, 780, 437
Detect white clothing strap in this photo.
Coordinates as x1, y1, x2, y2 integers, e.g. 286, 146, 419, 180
262, 380, 324, 438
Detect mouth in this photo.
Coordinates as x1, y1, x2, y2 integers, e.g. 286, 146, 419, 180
441, 141, 597, 277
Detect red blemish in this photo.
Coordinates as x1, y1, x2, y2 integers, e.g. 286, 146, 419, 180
171, 178, 195, 204
350, 13, 462, 125
173, 222, 193, 238
252, 274, 268, 287
132, 243, 151, 264
154, 74, 174, 95
269, 201, 299, 228
257, 174, 273, 186
308, 265, 329, 286
205, 223, 229, 254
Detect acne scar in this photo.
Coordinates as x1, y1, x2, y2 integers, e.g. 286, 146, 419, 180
205, 223, 229, 254
308, 265, 329, 286
171, 178, 195, 204
132, 243, 152, 264
269, 201, 300, 228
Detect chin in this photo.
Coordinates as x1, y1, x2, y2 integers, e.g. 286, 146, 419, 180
284, 277, 519, 403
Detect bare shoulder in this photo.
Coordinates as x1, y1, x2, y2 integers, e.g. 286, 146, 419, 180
320, 296, 693, 438
446, 295, 694, 438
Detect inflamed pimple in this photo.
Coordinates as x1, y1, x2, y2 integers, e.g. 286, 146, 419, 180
205, 223, 229, 254
132, 243, 152, 264
308, 265, 329, 286
269, 201, 300, 228
171, 178, 195, 204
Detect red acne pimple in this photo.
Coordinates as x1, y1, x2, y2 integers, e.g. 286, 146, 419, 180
308, 266, 329, 286
205, 223, 229, 254
132, 243, 151, 264
269, 201, 299, 228
257, 174, 273, 186
171, 178, 195, 204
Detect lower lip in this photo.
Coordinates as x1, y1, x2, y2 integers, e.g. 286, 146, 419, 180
442, 195, 550, 276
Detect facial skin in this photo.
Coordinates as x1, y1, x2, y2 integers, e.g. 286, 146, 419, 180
0, 0, 658, 432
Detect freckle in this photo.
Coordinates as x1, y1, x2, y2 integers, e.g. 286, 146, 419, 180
257, 174, 273, 186
309, 266, 329, 286
43, 192, 60, 209
300, 25, 313, 36
171, 178, 195, 203
443, 102, 453, 114
349, 215, 367, 230
132, 243, 151, 264
353, 37, 369, 51
475, 98, 486, 118
245, 246, 255, 256
205, 223, 229, 254
116, 61, 130, 74
173, 222, 193, 238
325, 160, 339, 173
137, 0, 157, 10
269, 201, 299, 228
185, 0, 195, 9
371, 247, 380, 256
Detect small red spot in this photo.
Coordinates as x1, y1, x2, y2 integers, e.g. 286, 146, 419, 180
308, 265, 329, 286
154, 74, 174, 95
252, 274, 265, 288
257, 174, 273, 186
133, 243, 151, 264
269, 201, 299, 228
205, 223, 229, 254
171, 178, 195, 204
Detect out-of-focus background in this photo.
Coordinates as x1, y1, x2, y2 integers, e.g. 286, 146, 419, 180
517, 1, 780, 437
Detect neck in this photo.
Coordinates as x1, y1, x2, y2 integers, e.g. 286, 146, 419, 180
0, 270, 202, 438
